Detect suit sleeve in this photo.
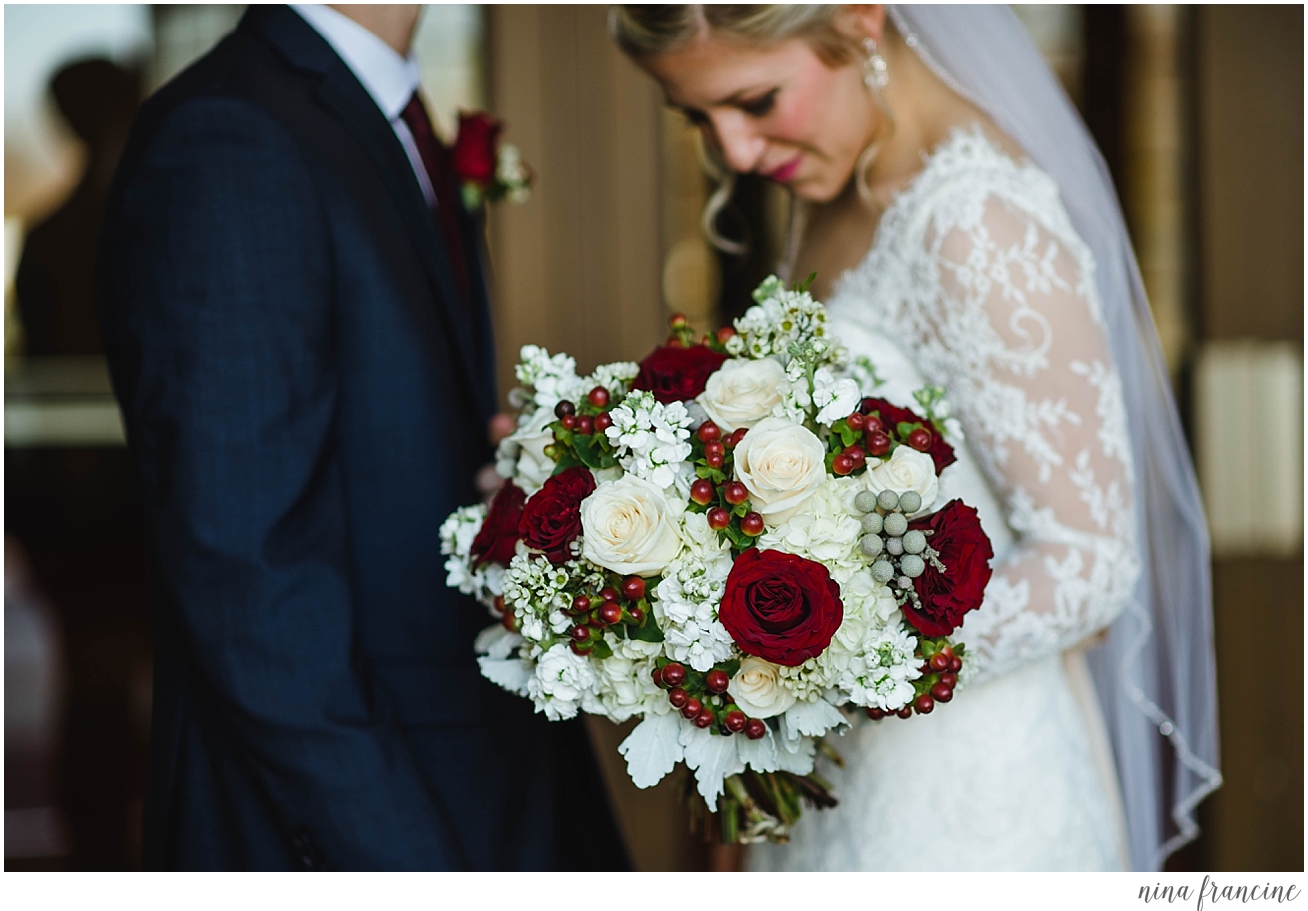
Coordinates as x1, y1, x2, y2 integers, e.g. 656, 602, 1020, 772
101, 96, 466, 869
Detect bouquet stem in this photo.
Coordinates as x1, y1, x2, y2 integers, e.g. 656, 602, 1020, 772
688, 762, 840, 845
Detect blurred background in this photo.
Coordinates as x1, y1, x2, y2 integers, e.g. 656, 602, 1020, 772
3, 4, 1301, 871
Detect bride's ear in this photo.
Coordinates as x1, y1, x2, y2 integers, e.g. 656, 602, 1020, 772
841, 5, 887, 44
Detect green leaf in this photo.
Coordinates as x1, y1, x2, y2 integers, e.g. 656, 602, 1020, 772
553, 452, 582, 473
589, 639, 613, 660
896, 421, 917, 439
628, 611, 664, 643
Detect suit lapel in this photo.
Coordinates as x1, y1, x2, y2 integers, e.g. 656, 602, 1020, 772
240, 6, 487, 413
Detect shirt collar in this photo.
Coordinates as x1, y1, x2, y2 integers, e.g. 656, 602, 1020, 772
291, 4, 420, 120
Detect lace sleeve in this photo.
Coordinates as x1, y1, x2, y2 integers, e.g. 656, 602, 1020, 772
918, 189, 1140, 685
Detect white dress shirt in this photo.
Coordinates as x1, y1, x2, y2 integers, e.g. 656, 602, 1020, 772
291, 4, 438, 207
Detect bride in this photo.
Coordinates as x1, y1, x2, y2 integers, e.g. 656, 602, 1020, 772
612, 5, 1221, 871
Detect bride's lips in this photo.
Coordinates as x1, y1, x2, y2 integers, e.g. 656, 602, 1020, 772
762, 154, 803, 183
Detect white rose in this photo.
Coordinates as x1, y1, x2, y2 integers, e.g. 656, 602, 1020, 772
698, 358, 786, 431
580, 475, 683, 576
732, 417, 827, 524
865, 446, 938, 514
729, 657, 797, 719
497, 409, 556, 494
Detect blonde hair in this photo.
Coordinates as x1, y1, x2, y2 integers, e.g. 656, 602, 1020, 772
610, 5, 887, 254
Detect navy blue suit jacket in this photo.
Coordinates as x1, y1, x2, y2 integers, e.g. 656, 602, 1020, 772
97, 6, 626, 871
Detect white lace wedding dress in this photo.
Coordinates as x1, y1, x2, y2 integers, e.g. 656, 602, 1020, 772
749, 128, 1140, 872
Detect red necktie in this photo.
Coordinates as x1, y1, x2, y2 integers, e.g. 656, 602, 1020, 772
399, 92, 470, 305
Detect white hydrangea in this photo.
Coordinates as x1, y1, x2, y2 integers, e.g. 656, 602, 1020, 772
603, 390, 694, 493
757, 476, 865, 584
585, 361, 640, 398
653, 512, 736, 672
528, 643, 597, 720
438, 503, 504, 608
582, 652, 662, 723
514, 345, 586, 413
776, 655, 837, 702
837, 620, 922, 711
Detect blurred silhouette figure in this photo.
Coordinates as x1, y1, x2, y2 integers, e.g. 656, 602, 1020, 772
6, 57, 149, 870
15, 58, 141, 355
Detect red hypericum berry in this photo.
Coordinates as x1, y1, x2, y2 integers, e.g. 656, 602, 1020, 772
948, 656, 963, 673
931, 682, 954, 703
569, 640, 590, 656
570, 624, 591, 642
652, 666, 665, 687
690, 478, 715, 506
740, 512, 764, 537
600, 586, 619, 602
599, 602, 623, 626
704, 441, 725, 468
744, 719, 767, 740
669, 312, 688, 329
661, 662, 686, 688
940, 672, 958, 689
555, 400, 576, 419
846, 412, 865, 432
707, 507, 731, 530
859, 397, 877, 415
706, 669, 730, 694
588, 386, 610, 408
693, 708, 715, 729
928, 652, 950, 672
914, 694, 935, 714
682, 697, 703, 720
907, 427, 932, 451
844, 445, 866, 469
864, 414, 884, 434
696, 421, 721, 443
627, 605, 645, 624
724, 710, 747, 733
832, 453, 854, 476
866, 707, 885, 720
896, 706, 914, 719
728, 427, 750, 449
668, 687, 689, 709
865, 429, 891, 456
593, 411, 613, 433
621, 576, 647, 601
575, 415, 594, 436
561, 414, 577, 431
571, 595, 591, 615
940, 644, 956, 662
501, 607, 517, 632
723, 481, 749, 505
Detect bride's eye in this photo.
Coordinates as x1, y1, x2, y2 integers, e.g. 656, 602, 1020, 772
740, 89, 779, 118
678, 107, 709, 128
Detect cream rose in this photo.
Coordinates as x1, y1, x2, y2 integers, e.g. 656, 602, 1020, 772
864, 446, 938, 515
732, 417, 827, 523
697, 358, 786, 431
580, 475, 683, 576
729, 657, 797, 719
496, 408, 556, 494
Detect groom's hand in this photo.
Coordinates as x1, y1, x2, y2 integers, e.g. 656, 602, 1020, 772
476, 413, 518, 500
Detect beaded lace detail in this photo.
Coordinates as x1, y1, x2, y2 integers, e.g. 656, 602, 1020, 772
829, 127, 1141, 685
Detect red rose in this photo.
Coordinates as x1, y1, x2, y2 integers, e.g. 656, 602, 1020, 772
631, 344, 729, 404
452, 111, 502, 187
903, 500, 993, 637
719, 549, 843, 667
470, 481, 525, 567
862, 397, 956, 474
518, 466, 596, 564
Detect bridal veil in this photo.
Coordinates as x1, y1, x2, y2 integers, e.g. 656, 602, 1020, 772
887, 4, 1221, 871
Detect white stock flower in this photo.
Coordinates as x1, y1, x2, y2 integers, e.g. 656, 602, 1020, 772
495, 408, 556, 494
438, 503, 503, 607
865, 446, 939, 514
837, 621, 922, 711
514, 345, 585, 412
757, 476, 864, 583
697, 358, 786, 431
528, 643, 597, 720
730, 657, 797, 719
732, 417, 827, 524
603, 391, 693, 493
580, 475, 683, 576
811, 367, 861, 426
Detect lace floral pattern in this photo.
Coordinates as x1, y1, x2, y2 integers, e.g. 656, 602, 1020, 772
830, 128, 1141, 686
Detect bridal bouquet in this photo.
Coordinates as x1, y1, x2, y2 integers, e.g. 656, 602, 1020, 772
441, 276, 994, 843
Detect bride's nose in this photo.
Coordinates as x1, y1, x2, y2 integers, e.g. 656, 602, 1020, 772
711, 114, 767, 174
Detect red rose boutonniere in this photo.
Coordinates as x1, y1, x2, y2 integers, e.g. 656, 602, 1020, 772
452, 110, 533, 210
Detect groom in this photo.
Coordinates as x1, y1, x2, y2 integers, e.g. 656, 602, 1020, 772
98, 4, 627, 870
